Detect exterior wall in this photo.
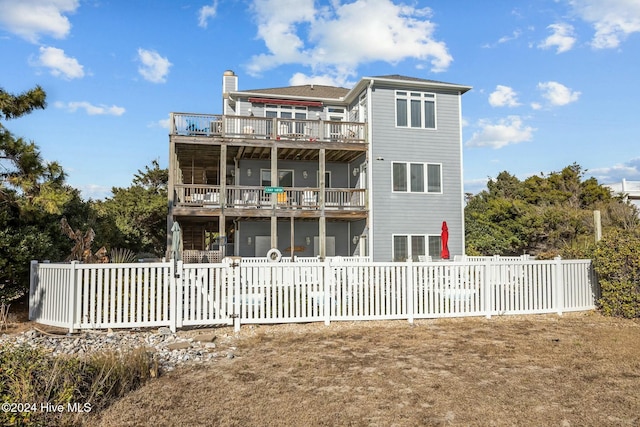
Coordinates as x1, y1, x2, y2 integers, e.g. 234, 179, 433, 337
237, 220, 360, 257
236, 160, 353, 188
369, 84, 464, 261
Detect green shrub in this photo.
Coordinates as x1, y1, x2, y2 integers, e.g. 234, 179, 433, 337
0, 344, 157, 426
592, 229, 640, 318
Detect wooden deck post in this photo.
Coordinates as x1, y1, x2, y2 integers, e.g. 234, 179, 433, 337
271, 146, 278, 250
319, 148, 326, 259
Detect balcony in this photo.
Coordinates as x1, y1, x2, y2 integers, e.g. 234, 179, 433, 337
170, 113, 366, 144
172, 184, 367, 217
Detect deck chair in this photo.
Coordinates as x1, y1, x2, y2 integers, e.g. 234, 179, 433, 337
302, 191, 316, 208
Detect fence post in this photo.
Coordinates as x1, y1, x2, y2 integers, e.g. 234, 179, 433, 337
554, 256, 564, 316
233, 261, 241, 333
169, 260, 181, 333
29, 260, 38, 321
484, 259, 492, 319
324, 260, 331, 326
406, 259, 414, 324
67, 261, 78, 334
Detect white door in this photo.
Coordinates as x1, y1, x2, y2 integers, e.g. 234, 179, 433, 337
255, 236, 271, 257
313, 236, 336, 257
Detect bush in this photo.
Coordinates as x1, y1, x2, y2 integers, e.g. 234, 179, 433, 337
592, 229, 640, 318
0, 344, 157, 426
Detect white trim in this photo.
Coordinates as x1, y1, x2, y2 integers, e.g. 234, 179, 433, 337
391, 161, 443, 194
260, 168, 295, 187
458, 90, 466, 255
394, 90, 437, 130
392, 234, 431, 261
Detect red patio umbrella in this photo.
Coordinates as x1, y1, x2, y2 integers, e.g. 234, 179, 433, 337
441, 221, 450, 260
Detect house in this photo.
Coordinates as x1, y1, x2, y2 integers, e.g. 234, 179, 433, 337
167, 70, 471, 261
606, 179, 640, 212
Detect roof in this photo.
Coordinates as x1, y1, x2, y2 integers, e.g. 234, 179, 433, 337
371, 74, 465, 86
233, 74, 471, 105
239, 85, 349, 100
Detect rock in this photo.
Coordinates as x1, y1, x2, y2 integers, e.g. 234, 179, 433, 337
0, 325, 236, 373
165, 341, 191, 351
192, 333, 216, 343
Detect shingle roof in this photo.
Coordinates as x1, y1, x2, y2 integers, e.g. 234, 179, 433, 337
241, 85, 349, 100
371, 74, 466, 87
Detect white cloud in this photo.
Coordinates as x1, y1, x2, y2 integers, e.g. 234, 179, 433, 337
198, 1, 218, 28
538, 23, 576, 53
55, 101, 125, 116
0, 0, 78, 42
149, 117, 171, 129
567, 0, 640, 49
34, 46, 84, 79
137, 48, 172, 83
537, 81, 581, 106
466, 116, 536, 149
78, 184, 111, 200
483, 29, 523, 48
589, 158, 640, 183
247, 0, 452, 82
488, 85, 520, 107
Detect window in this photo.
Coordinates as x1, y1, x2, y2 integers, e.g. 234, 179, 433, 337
392, 162, 441, 193
316, 171, 332, 188
260, 169, 294, 187
393, 235, 426, 261
393, 234, 441, 261
428, 236, 442, 259
265, 105, 307, 135
396, 91, 436, 129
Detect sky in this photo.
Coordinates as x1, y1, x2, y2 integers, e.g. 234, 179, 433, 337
1, 0, 640, 200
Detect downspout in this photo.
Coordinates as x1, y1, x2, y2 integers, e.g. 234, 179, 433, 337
233, 219, 240, 256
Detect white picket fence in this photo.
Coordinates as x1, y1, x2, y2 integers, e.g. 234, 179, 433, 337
29, 257, 599, 333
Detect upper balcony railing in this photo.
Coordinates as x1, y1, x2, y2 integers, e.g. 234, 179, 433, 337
170, 113, 366, 143
174, 184, 366, 211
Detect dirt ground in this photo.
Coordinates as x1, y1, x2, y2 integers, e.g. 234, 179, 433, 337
83, 312, 638, 427
4, 301, 640, 427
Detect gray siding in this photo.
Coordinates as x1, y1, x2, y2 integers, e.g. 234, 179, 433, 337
237, 220, 357, 257
369, 84, 463, 261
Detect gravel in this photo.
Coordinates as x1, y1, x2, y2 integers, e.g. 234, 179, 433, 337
0, 327, 240, 372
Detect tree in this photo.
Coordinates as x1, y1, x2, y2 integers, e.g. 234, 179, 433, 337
465, 164, 638, 258
0, 85, 46, 120
93, 160, 168, 257
0, 85, 80, 301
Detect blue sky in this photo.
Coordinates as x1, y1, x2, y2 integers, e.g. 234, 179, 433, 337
1, 0, 639, 199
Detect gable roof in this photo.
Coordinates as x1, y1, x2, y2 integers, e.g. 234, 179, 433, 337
371, 74, 465, 86
238, 85, 349, 101
233, 75, 471, 106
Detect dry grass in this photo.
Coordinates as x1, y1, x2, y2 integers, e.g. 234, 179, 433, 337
89, 312, 640, 427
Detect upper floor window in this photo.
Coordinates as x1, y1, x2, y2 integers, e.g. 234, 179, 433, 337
392, 162, 442, 193
396, 91, 436, 129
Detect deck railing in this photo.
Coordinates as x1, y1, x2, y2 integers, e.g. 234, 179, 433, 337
170, 113, 366, 143
174, 184, 366, 210
30, 257, 598, 333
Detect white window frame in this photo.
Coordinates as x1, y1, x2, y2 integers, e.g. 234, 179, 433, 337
395, 91, 436, 129
260, 169, 295, 187
393, 234, 442, 262
392, 162, 442, 194
316, 170, 332, 188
